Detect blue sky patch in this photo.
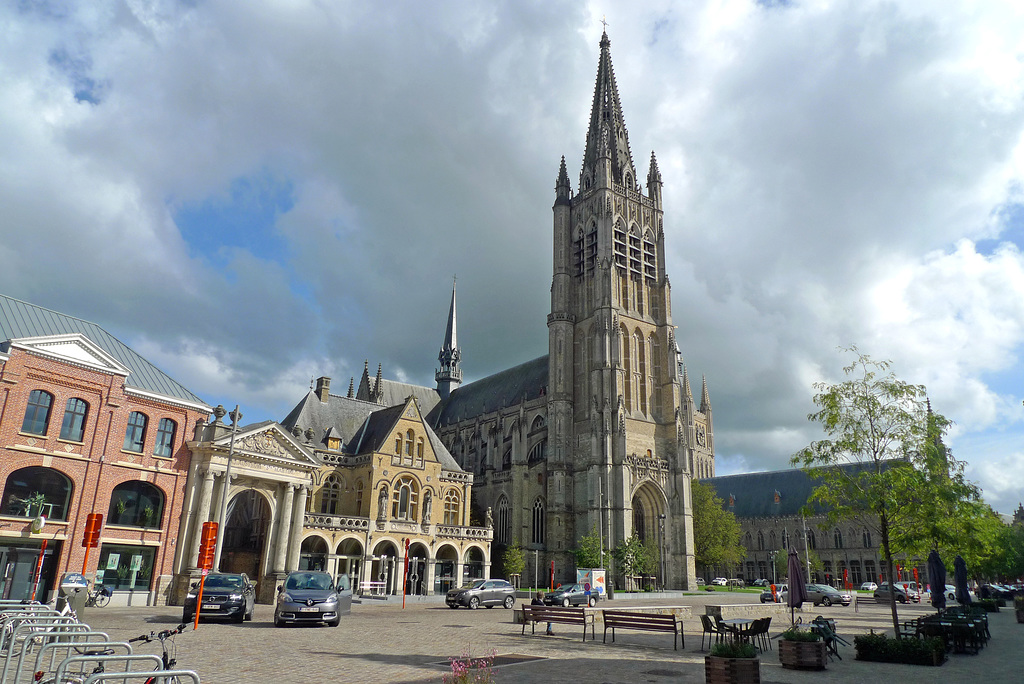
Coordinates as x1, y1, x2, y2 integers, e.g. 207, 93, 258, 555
172, 171, 296, 269
48, 47, 103, 104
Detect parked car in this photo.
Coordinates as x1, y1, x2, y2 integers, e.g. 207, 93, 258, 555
804, 584, 851, 607
859, 582, 878, 592
274, 571, 349, 626
874, 582, 919, 604
696, 578, 706, 586
751, 579, 769, 587
711, 577, 728, 586
979, 584, 1015, 600
727, 578, 745, 587
543, 583, 599, 607
182, 572, 255, 623
446, 578, 516, 609
759, 583, 787, 603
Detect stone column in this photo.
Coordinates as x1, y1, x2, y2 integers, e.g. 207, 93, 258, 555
173, 458, 201, 575
483, 560, 491, 580
425, 559, 436, 596
188, 469, 215, 568
286, 485, 308, 571
274, 483, 295, 573
455, 560, 464, 589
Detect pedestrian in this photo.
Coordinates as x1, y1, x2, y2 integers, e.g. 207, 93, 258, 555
533, 592, 553, 635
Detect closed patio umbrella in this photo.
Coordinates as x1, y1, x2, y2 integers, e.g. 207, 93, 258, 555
954, 555, 972, 605
786, 548, 808, 625
927, 550, 946, 612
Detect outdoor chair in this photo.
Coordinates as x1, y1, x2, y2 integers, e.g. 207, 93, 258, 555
752, 616, 772, 652
700, 614, 724, 651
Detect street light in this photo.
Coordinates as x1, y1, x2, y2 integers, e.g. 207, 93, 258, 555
658, 514, 667, 590
768, 549, 779, 585
213, 405, 241, 572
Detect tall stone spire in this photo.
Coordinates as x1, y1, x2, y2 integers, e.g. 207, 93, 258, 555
580, 30, 638, 191
436, 278, 462, 399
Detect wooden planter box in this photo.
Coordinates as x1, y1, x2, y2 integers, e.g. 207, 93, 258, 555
705, 655, 760, 684
778, 639, 827, 670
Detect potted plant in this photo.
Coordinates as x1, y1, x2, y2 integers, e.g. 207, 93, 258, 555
705, 640, 759, 684
778, 626, 827, 670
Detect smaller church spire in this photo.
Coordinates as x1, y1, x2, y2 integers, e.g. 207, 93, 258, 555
700, 375, 711, 413
555, 156, 572, 206
347, 377, 354, 398
436, 278, 463, 399
682, 365, 693, 399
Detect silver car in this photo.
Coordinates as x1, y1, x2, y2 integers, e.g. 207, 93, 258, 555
805, 583, 850, 606
274, 571, 350, 626
446, 578, 516, 609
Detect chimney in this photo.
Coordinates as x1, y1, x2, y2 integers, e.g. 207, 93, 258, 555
315, 376, 331, 402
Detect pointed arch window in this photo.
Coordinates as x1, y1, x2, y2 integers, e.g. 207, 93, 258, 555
634, 330, 646, 414
21, 390, 54, 436
757, 531, 765, 551
320, 474, 342, 515
613, 220, 627, 269
642, 229, 657, 281
355, 480, 364, 516
862, 529, 872, 548
633, 505, 646, 542
650, 334, 662, 415
807, 529, 816, 550
443, 489, 461, 525
532, 498, 546, 545
769, 531, 777, 550
628, 226, 642, 276
585, 223, 597, 272
59, 397, 89, 442
496, 497, 510, 544
621, 325, 632, 410
573, 227, 585, 276
833, 528, 844, 549
781, 528, 789, 550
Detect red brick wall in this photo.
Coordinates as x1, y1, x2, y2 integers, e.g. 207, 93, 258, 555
0, 347, 205, 603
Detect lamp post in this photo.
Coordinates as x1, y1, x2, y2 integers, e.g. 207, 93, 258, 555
768, 549, 779, 585
658, 514, 667, 590
213, 405, 241, 572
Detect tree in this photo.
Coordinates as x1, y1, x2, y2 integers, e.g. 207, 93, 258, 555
502, 539, 526, 582
793, 348, 935, 637
691, 481, 745, 577
574, 526, 607, 570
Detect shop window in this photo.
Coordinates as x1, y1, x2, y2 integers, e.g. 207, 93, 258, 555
107, 481, 164, 528
95, 544, 155, 591
21, 390, 53, 436
59, 398, 89, 442
1, 466, 72, 520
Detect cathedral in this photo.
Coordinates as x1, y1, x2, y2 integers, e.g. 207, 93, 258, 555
424, 31, 714, 590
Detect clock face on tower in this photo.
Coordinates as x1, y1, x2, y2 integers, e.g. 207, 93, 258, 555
695, 423, 707, 448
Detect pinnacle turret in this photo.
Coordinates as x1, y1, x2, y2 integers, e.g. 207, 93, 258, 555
700, 375, 711, 413
555, 156, 572, 206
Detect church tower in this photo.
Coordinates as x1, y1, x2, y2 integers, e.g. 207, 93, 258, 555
435, 280, 462, 399
547, 31, 707, 588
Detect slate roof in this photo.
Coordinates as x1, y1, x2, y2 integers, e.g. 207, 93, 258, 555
0, 293, 207, 407
430, 355, 549, 428
700, 462, 899, 519
280, 391, 462, 472
374, 379, 441, 414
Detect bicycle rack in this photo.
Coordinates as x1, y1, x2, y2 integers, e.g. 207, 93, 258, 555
20, 634, 116, 683
83, 669, 201, 684
50, 653, 164, 683
1, 617, 86, 681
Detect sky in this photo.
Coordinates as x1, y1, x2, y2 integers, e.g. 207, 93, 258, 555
3, 1, 1024, 515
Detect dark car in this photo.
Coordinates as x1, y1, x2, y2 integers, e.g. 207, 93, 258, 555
751, 579, 769, 587
979, 584, 1015, 600
543, 583, 599, 607
182, 572, 255, 623
274, 571, 350, 626
446, 579, 516, 609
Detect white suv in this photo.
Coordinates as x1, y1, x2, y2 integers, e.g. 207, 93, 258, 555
712, 577, 728, 586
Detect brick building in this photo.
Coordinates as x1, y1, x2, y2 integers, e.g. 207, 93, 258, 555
0, 294, 209, 605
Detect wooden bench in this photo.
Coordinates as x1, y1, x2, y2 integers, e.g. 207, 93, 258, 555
358, 581, 386, 596
521, 604, 595, 642
602, 610, 684, 650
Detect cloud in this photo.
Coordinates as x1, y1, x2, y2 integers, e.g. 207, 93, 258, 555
4, 0, 1024, 514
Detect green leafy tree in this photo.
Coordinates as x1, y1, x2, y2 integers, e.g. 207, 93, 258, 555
691, 481, 745, 577
574, 526, 607, 570
502, 539, 526, 581
792, 348, 975, 636
613, 534, 647, 577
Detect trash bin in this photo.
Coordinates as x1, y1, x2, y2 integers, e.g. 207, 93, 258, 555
58, 572, 89, 616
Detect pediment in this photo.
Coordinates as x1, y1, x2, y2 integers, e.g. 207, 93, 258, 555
215, 422, 318, 468
10, 334, 130, 377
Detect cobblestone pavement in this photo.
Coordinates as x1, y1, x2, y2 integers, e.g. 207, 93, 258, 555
74, 593, 1023, 684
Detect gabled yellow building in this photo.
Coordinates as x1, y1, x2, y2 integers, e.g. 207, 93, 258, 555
282, 379, 491, 596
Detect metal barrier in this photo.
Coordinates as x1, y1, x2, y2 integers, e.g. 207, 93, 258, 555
50, 654, 164, 684
83, 669, 201, 684
21, 636, 119, 684
1, 617, 87, 681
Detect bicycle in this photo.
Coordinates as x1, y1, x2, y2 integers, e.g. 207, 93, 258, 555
130, 622, 189, 684
33, 624, 189, 684
83, 585, 112, 608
